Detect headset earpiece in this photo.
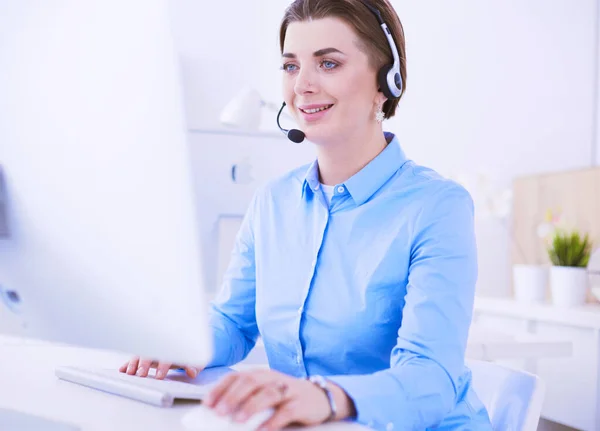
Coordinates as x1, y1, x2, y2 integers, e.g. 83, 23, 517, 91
364, 1, 403, 100
377, 64, 396, 99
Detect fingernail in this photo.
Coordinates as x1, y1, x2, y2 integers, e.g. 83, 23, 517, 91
136, 368, 145, 376
190, 368, 198, 378
216, 403, 229, 415
156, 370, 164, 379
233, 412, 247, 422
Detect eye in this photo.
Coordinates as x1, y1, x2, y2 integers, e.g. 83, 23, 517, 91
281, 63, 298, 73
321, 60, 339, 70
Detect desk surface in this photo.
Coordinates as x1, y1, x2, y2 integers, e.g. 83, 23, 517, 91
0, 336, 368, 431
0, 328, 572, 431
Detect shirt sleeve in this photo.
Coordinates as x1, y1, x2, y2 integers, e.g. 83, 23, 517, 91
205, 192, 260, 368
327, 184, 478, 430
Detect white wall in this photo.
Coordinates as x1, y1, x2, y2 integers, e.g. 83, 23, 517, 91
169, 0, 289, 132
170, 1, 599, 296
388, 0, 598, 296
393, 0, 596, 175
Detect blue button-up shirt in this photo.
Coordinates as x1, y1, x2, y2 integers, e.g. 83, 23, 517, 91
208, 132, 493, 430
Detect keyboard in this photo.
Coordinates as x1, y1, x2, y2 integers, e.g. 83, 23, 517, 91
55, 366, 234, 407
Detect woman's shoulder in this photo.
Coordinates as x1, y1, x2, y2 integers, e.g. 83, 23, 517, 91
395, 161, 474, 209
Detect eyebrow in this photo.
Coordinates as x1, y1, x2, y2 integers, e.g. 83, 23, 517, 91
282, 47, 345, 59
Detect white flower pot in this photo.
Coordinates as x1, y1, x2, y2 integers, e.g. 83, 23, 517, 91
513, 264, 548, 304
550, 266, 588, 307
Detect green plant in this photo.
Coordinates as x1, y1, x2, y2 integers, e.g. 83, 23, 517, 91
547, 229, 592, 267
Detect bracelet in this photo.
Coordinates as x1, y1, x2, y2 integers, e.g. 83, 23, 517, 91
307, 375, 337, 422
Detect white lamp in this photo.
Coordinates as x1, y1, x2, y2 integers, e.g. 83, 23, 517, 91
220, 87, 286, 130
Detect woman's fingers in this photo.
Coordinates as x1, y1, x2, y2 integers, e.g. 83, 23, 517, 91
124, 356, 140, 375
184, 366, 200, 378
119, 357, 142, 374
136, 358, 155, 377
259, 400, 299, 431
155, 362, 173, 380
233, 382, 288, 423
119, 357, 201, 379
204, 373, 239, 408
214, 374, 262, 415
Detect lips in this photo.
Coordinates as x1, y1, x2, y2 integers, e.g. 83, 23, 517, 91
298, 104, 334, 114
296, 103, 335, 124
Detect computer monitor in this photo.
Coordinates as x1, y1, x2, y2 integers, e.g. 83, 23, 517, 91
0, 0, 213, 367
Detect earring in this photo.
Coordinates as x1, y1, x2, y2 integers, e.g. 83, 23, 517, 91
375, 106, 385, 123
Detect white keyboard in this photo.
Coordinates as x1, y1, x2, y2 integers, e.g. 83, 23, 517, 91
55, 366, 233, 407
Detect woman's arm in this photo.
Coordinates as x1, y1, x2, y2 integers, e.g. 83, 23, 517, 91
206, 192, 260, 368
327, 184, 478, 430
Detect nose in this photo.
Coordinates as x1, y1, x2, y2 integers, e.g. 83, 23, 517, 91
294, 66, 318, 96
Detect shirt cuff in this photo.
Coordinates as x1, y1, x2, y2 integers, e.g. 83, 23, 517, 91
327, 372, 406, 431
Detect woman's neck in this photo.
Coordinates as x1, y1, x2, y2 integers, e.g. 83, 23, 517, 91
317, 127, 388, 186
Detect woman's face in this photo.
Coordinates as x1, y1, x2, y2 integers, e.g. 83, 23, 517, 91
282, 17, 384, 144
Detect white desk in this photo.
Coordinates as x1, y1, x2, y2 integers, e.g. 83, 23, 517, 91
0, 336, 368, 431
0, 327, 572, 431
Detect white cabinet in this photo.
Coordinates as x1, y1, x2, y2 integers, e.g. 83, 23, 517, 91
473, 297, 600, 431
533, 323, 598, 431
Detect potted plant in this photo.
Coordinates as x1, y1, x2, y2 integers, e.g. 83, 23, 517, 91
547, 229, 592, 307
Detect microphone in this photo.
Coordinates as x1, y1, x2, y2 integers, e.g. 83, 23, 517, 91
276, 102, 305, 144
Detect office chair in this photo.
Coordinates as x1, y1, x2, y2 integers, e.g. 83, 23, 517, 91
467, 359, 545, 431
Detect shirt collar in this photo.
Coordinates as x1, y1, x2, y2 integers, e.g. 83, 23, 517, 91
302, 160, 321, 197
302, 132, 408, 205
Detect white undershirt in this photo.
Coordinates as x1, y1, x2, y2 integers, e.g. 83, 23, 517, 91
320, 183, 335, 206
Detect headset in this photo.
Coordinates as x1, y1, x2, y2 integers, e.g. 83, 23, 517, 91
363, 1, 403, 99
277, 0, 403, 143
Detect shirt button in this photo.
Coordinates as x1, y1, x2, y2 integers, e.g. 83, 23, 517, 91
297, 306, 303, 314
296, 356, 301, 364
314, 184, 320, 190
337, 186, 345, 193
386, 423, 394, 431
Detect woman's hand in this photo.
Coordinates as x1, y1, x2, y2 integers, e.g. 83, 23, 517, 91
118, 356, 202, 379
204, 369, 355, 431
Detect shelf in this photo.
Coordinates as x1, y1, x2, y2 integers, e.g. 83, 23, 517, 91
474, 296, 600, 330
467, 325, 572, 360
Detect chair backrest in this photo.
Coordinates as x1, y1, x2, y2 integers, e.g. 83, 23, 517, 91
467, 359, 545, 431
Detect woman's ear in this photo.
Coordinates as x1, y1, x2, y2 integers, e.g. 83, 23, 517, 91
373, 92, 387, 109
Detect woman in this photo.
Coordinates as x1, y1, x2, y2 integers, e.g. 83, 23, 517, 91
121, 1, 493, 429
